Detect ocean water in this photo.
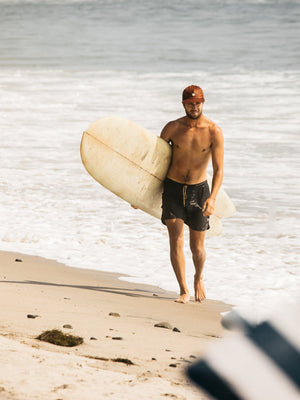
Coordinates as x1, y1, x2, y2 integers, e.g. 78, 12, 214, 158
0, 0, 299, 316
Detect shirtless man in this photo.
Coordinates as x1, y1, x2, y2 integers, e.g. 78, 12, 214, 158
160, 85, 224, 304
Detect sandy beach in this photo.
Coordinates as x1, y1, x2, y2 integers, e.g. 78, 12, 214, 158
0, 250, 232, 399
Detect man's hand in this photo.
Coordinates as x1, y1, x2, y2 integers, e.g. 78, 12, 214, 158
202, 197, 215, 216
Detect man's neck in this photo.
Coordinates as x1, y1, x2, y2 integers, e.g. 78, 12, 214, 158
184, 114, 204, 127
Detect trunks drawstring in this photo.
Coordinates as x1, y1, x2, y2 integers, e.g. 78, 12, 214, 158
183, 185, 187, 207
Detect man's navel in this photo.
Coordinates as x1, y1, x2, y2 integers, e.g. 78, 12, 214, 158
184, 170, 191, 182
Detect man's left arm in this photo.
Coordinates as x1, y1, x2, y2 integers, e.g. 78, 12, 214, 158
203, 126, 224, 216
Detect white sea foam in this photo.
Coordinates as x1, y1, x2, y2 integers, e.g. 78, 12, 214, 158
0, 67, 299, 317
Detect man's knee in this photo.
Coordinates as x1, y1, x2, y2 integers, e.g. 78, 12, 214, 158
190, 242, 206, 259
169, 234, 184, 253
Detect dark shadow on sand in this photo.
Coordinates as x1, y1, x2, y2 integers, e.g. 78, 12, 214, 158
0, 280, 174, 300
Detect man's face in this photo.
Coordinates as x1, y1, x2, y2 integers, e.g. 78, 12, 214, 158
183, 102, 203, 119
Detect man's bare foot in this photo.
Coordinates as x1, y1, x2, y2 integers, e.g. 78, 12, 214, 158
194, 276, 206, 302
174, 293, 190, 304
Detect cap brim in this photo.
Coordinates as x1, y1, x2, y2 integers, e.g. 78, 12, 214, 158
182, 97, 205, 104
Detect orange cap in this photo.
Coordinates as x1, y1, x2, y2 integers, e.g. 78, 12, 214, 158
182, 85, 205, 103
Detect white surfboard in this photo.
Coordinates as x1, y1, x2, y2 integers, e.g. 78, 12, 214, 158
80, 116, 235, 236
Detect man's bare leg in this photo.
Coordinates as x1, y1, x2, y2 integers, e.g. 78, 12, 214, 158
165, 219, 190, 303
189, 229, 206, 302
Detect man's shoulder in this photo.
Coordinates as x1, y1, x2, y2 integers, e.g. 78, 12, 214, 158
204, 118, 223, 147
203, 116, 222, 135
161, 118, 183, 135
164, 117, 184, 129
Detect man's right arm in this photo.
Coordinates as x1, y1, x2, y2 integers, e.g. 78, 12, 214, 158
160, 122, 173, 143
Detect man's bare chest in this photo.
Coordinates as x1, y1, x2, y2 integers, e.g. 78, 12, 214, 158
171, 128, 211, 154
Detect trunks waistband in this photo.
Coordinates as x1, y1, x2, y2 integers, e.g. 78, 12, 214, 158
165, 177, 208, 188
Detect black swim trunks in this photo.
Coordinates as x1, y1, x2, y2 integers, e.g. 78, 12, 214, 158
161, 178, 210, 231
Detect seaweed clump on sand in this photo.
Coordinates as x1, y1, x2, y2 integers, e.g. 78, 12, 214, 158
36, 329, 84, 347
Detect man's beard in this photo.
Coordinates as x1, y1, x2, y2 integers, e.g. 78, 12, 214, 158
186, 111, 202, 120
